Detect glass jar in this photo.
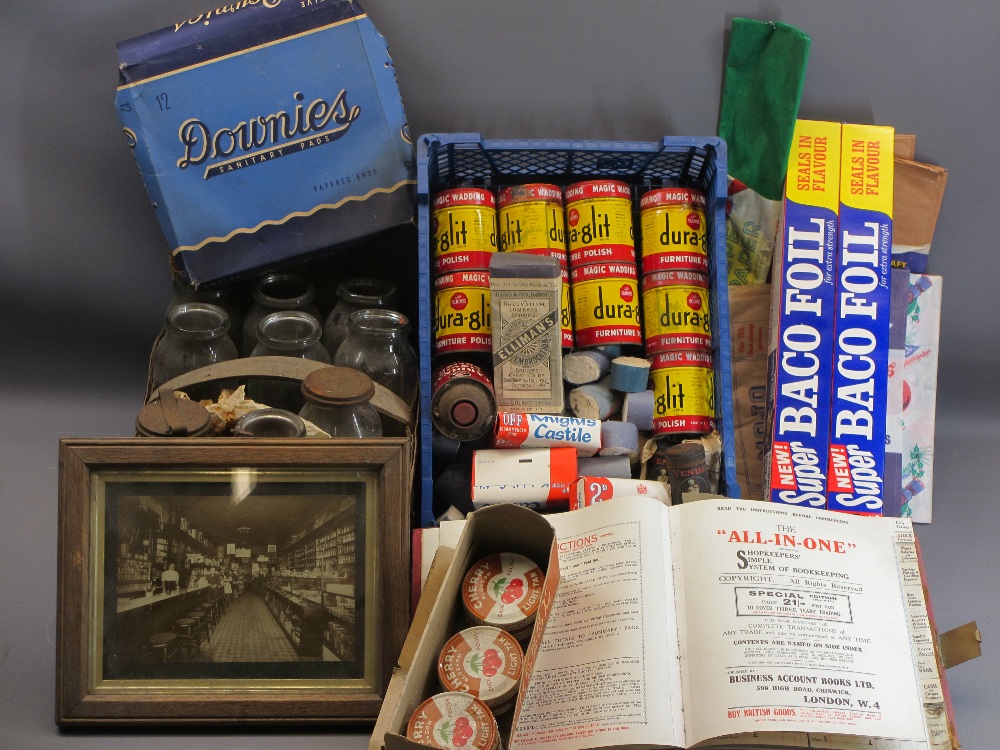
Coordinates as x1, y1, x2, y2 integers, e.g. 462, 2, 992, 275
241, 272, 321, 355
322, 277, 398, 359
248, 310, 330, 410
299, 366, 383, 438
233, 408, 307, 438
333, 309, 418, 407
169, 280, 245, 351
151, 303, 239, 390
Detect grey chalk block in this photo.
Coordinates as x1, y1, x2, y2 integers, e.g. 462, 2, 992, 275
577, 455, 633, 479
599, 420, 640, 457
563, 349, 611, 385
622, 390, 655, 431
568, 377, 622, 420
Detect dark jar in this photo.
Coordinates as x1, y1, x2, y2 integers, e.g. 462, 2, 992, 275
299, 366, 383, 438
322, 277, 398, 359
151, 303, 239, 390
332, 309, 418, 407
241, 272, 321, 355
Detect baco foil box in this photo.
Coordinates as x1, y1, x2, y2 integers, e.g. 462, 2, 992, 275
765, 120, 841, 508
827, 124, 894, 515
116, 0, 415, 287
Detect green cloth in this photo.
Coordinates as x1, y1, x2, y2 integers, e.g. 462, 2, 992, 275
719, 19, 811, 202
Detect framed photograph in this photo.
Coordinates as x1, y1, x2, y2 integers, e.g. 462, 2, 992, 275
57, 438, 411, 725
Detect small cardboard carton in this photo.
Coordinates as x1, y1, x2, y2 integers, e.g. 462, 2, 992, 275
116, 0, 415, 288
372, 504, 555, 750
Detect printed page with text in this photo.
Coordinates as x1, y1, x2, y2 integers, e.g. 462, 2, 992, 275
673, 500, 927, 747
509, 499, 684, 750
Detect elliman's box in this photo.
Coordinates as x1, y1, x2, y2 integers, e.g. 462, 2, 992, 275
116, 0, 416, 287
827, 123, 894, 514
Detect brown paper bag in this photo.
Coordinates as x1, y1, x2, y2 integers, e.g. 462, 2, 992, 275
728, 284, 771, 499
892, 157, 948, 273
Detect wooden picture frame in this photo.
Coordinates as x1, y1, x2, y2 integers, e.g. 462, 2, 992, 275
56, 438, 411, 725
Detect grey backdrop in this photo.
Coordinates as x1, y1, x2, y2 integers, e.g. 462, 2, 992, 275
1, 1, 997, 747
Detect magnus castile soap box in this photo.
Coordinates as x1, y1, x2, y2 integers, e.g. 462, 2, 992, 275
116, 0, 415, 287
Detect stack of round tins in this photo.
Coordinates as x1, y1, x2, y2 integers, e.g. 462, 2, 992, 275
639, 187, 714, 437
565, 180, 641, 348
438, 626, 523, 716
497, 184, 573, 348
431, 188, 497, 355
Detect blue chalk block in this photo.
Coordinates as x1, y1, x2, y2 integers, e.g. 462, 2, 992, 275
609, 356, 651, 392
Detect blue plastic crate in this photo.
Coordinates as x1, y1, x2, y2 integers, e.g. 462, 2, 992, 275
416, 133, 740, 526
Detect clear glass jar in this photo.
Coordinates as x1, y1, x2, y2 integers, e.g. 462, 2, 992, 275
151, 303, 239, 390
248, 310, 330, 410
322, 277, 398, 359
241, 272, 321, 355
333, 309, 418, 407
233, 408, 307, 438
169, 280, 245, 351
299, 366, 383, 438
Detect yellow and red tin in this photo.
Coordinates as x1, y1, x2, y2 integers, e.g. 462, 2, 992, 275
462, 552, 544, 642
431, 188, 498, 275
406, 691, 501, 750
641, 269, 712, 353
497, 183, 569, 270
560, 268, 573, 348
569, 261, 641, 348
437, 626, 523, 716
639, 187, 709, 274
564, 180, 636, 268
649, 350, 715, 436
433, 271, 492, 355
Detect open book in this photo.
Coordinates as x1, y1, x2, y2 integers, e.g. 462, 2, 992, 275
509, 498, 953, 750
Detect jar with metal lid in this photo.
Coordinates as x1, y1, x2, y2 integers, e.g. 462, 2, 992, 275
298, 366, 383, 438
333, 309, 418, 408
241, 272, 321, 355
322, 277, 398, 359
136, 396, 215, 437
249, 310, 330, 410
151, 302, 239, 390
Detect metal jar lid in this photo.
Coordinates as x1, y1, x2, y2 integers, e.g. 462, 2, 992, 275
136, 395, 214, 437
301, 366, 376, 407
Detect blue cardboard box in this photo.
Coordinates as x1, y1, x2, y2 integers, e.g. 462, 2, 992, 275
764, 120, 841, 508
116, 0, 415, 287
827, 124, 894, 514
